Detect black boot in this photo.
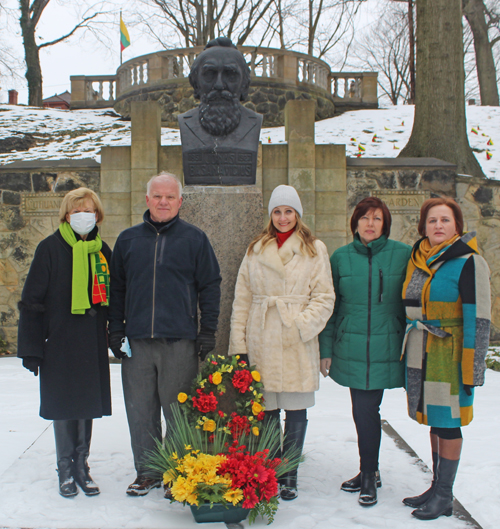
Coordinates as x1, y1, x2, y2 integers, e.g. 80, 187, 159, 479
403, 451, 438, 507
280, 420, 307, 501
412, 457, 459, 520
54, 420, 78, 498
358, 471, 378, 506
74, 419, 100, 496
341, 471, 381, 492
263, 412, 282, 460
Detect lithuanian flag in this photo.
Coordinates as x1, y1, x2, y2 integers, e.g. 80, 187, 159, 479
120, 14, 131, 52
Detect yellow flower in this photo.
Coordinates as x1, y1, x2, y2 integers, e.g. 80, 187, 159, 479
177, 392, 188, 403
252, 426, 260, 436
163, 469, 176, 485
251, 370, 261, 382
212, 372, 222, 385
223, 488, 244, 506
172, 451, 178, 460
252, 401, 263, 415
203, 419, 216, 432
184, 444, 192, 451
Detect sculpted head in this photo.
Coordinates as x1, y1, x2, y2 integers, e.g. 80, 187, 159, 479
189, 38, 251, 136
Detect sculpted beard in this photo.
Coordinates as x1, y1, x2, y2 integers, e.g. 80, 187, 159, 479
199, 90, 242, 136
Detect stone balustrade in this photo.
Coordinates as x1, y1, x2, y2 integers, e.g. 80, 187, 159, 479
71, 47, 377, 113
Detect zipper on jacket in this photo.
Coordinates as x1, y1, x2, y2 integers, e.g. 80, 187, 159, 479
379, 269, 383, 303
366, 249, 372, 390
151, 232, 160, 338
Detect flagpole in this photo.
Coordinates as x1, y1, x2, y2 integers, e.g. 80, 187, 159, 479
120, 10, 123, 66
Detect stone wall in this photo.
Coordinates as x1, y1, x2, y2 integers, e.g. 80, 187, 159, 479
113, 78, 335, 128
0, 160, 101, 352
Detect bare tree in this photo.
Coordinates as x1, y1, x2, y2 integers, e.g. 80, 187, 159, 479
137, 0, 277, 49
19, 1, 109, 107
400, 0, 485, 178
352, 3, 410, 104
0, 4, 22, 90
462, 0, 500, 105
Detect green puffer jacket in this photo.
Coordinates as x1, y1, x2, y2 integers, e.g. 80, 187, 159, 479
319, 234, 411, 390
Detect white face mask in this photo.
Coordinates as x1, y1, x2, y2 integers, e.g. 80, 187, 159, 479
70, 212, 96, 236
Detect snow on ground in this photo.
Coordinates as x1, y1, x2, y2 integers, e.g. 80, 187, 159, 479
1, 357, 499, 529
0, 104, 499, 180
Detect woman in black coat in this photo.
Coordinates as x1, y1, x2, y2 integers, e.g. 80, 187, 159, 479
17, 187, 112, 498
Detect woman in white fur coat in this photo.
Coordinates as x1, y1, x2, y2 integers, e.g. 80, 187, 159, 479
229, 185, 335, 501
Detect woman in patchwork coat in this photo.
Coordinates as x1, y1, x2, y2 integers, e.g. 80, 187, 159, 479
229, 185, 335, 501
401, 197, 491, 521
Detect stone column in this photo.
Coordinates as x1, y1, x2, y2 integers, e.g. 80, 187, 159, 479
315, 145, 347, 255
130, 101, 161, 225
70, 76, 87, 109
100, 146, 132, 248
179, 186, 263, 355
284, 100, 316, 231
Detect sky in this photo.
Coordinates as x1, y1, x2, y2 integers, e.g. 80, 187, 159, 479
0, 0, 382, 105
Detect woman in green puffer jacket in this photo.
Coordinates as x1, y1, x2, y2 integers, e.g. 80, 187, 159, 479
319, 197, 411, 507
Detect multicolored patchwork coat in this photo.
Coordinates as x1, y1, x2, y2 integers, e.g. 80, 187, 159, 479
402, 232, 491, 427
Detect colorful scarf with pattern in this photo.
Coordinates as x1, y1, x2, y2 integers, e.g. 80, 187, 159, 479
59, 222, 109, 314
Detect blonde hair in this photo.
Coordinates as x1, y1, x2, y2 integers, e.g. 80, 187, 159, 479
248, 212, 317, 257
59, 187, 104, 224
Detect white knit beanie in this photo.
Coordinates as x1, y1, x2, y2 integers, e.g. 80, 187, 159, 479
268, 185, 303, 217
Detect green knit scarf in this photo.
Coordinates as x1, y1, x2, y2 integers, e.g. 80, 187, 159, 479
59, 222, 104, 314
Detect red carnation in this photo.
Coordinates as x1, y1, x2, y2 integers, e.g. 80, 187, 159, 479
257, 411, 265, 421
232, 369, 253, 393
192, 389, 218, 413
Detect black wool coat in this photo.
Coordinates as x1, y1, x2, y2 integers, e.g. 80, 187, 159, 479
17, 227, 112, 420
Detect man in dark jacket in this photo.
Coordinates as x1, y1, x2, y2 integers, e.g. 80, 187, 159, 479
108, 172, 221, 496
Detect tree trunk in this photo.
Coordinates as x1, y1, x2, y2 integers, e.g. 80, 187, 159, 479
399, 0, 485, 178
463, 0, 500, 106
19, 1, 43, 107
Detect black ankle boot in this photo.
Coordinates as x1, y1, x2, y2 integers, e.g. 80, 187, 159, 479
341, 470, 382, 492
280, 420, 307, 501
412, 457, 459, 520
358, 472, 377, 506
74, 420, 100, 495
403, 451, 438, 507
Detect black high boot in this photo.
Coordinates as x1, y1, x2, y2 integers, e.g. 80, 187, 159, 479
412, 457, 459, 520
53, 420, 78, 498
403, 451, 438, 507
280, 420, 307, 501
74, 419, 100, 496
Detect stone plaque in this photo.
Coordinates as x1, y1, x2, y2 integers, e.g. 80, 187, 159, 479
372, 190, 429, 213
183, 148, 256, 185
21, 193, 65, 217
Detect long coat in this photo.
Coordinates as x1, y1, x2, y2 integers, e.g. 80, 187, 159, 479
402, 232, 491, 427
319, 235, 411, 390
228, 232, 335, 393
17, 228, 112, 421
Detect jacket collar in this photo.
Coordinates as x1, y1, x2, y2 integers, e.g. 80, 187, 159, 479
254, 231, 303, 277
143, 211, 179, 233
352, 233, 388, 255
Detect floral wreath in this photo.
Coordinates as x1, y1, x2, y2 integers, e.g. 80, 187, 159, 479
177, 354, 265, 440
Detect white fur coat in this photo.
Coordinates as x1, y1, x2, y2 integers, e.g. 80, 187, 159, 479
228, 232, 335, 393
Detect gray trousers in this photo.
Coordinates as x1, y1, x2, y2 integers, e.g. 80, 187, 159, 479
122, 338, 198, 476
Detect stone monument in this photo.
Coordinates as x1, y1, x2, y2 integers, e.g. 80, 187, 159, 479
178, 37, 263, 185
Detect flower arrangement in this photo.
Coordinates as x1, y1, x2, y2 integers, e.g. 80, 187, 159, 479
147, 400, 302, 525
177, 354, 266, 440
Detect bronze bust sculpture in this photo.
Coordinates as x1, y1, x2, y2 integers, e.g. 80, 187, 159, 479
178, 38, 263, 185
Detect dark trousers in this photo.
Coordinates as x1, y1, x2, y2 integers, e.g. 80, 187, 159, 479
123, 338, 198, 475
350, 388, 384, 473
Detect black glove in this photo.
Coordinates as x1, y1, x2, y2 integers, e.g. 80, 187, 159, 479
196, 329, 216, 361
22, 357, 41, 376
108, 331, 127, 360
464, 384, 473, 396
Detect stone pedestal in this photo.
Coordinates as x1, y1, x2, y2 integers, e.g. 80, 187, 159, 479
179, 185, 263, 355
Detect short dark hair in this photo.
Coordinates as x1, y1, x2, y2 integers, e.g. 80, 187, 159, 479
418, 197, 464, 237
350, 196, 392, 237
189, 38, 251, 101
